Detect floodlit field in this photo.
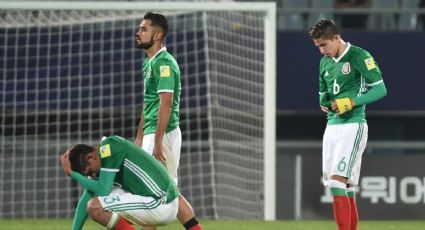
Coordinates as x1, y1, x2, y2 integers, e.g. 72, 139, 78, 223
1, 219, 425, 230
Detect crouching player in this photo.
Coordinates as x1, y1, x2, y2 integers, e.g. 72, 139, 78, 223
60, 135, 179, 230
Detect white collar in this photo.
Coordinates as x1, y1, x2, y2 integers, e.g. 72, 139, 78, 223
333, 42, 351, 63
149, 46, 167, 62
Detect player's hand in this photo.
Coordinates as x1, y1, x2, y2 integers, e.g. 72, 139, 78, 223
332, 98, 354, 115
153, 144, 167, 166
320, 106, 329, 113
60, 148, 73, 176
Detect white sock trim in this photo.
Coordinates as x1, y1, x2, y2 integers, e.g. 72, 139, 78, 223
347, 187, 356, 193
329, 179, 347, 190
106, 212, 119, 230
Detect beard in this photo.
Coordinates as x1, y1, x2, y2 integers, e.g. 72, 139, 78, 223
136, 36, 154, 50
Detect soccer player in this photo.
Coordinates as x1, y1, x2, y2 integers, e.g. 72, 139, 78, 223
60, 135, 178, 230
134, 12, 202, 230
309, 19, 387, 230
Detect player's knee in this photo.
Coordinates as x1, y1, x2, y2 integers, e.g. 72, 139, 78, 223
87, 197, 103, 218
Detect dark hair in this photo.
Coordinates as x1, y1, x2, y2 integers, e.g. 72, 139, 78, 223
69, 144, 94, 174
309, 19, 340, 40
144, 12, 169, 38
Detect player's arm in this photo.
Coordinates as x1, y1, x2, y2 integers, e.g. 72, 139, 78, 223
71, 189, 93, 230
135, 104, 145, 146
352, 53, 387, 106
353, 82, 387, 106
61, 149, 115, 195
318, 61, 331, 112
70, 170, 116, 196
155, 92, 172, 165
319, 93, 331, 113
154, 62, 175, 165
334, 53, 387, 114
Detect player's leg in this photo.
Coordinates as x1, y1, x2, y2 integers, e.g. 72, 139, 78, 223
143, 128, 202, 230
346, 123, 368, 230
162, 127, 181, 185
87, 198, 135, 230
94, 192, 178, 229
323, 125, 350, 230
329, 176, 350, 230
329, 123, 367, 230
347, 186, 358, 230
177, 195, 203, 230
163, 128, 202, 230
141, 128, 180, 183
141, 133, 155, 156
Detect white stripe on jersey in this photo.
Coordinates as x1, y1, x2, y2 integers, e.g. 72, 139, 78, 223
357, 76, 367, 96
157, 89, 174, 93
366, 80, 383, 87
105, 198, 162, 211
123, 159, 165, 198
101, 168, 119, 172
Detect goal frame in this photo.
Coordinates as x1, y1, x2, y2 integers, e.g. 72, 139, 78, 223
1, 1, 276, 220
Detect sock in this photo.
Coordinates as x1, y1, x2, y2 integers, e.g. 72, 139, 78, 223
114, 216, 135, 230
347, 187, 358, 230
330, 180, 351, 230
184, 217, 202, 230
107, 212, 120, 230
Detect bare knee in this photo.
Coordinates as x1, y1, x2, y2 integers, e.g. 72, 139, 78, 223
87, 197, 103, 218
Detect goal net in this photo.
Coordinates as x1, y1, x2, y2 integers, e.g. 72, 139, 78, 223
0, 1, 276, 220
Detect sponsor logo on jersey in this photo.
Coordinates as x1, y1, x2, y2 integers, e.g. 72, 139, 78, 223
324, 70, 330, 77
342, 62, 351, 75
100, 144, 111, 158
160, 66, 170, 77
364, 57, 376, 70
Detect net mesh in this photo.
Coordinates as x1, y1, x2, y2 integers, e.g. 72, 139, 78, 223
0, 9, 266, 219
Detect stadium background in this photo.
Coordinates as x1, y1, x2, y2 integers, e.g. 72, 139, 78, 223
1, 0, 425, 224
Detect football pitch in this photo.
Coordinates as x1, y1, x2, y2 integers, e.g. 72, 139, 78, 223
1, 219, 425, 230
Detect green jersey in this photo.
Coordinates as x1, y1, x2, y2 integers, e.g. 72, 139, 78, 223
142, 47, 181, 135
319, 43, 383, 125
99, 135, 179, 203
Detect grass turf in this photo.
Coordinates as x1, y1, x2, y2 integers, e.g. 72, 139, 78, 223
1, 219, 425, 230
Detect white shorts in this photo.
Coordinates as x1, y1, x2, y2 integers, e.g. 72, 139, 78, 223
322, 123, 368, 187
142, 127, 181, 185
99, 187, 178, 226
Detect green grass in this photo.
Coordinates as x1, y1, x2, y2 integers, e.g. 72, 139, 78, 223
1, 219, 425, 230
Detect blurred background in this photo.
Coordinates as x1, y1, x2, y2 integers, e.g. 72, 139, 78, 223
1, 0, 425, 222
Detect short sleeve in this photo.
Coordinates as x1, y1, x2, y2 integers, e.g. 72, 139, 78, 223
153, 60, 176, 93
354, 50, 383, 86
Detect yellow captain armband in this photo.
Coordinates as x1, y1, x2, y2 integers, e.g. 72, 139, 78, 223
335, 98, 353, 115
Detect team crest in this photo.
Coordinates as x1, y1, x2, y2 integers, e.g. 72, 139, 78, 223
341, 62, 351, 75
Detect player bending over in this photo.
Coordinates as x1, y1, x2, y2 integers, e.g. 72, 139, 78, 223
309, 19, 387, 230
60, 135, 182, 230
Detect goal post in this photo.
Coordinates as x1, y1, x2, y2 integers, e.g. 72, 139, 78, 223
0, 1, 276, 220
